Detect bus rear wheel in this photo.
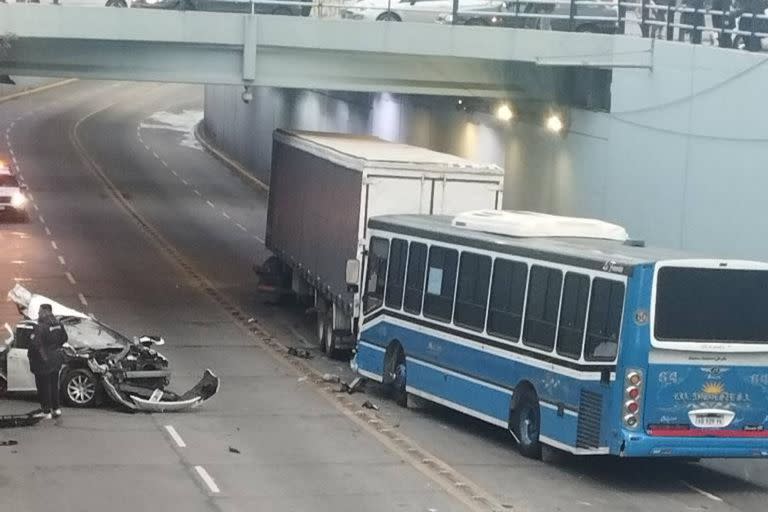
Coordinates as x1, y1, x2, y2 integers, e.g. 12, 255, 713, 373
513, 393, 542, 459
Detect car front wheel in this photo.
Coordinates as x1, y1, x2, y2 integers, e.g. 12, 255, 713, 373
63, 368, 102, 408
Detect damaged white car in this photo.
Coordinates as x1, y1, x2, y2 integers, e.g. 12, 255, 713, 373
0, 285, 219, 412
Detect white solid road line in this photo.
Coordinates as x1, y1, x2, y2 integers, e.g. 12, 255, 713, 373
78, 293, 88, 307
194, 466, 220, 494
58, 255, 66, 266
164, 425, 186, 448
51, 240, 58, 251
681, 480, 723, 502
65, 272, 76, 285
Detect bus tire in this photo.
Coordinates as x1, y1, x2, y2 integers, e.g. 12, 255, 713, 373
392, 354, 408, 408
513, 392, 542, 459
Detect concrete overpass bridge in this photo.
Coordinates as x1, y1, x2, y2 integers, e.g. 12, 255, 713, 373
0, 4, 656, 106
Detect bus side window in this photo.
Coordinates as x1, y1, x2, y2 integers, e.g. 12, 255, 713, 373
487, 259, 528, 341
403, 242, 428, 315
423, 246, 458, 322
584, 278, 625, 362
523, 265, 563, 352
453, 252, 492, 331
363, 237, 390, 315
556, 272, 590, 359
385, 239, 409, 310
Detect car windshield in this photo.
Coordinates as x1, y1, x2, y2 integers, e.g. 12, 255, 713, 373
0, 174, 19, 187
61, 317, 132, 350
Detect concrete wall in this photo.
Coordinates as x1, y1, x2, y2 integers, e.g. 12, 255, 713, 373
203, 40, 768, 260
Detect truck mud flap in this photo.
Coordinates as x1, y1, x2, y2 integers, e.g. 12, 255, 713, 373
103, 369, 220, 413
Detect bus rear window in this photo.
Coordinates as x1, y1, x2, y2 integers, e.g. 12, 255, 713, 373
655, 267, 768, 344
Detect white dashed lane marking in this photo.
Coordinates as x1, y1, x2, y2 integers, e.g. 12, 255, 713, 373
236, 223, 247, 232
681, 481, 723, 502
206, 200, 215, 208
44, 227, 51, 236
164, 425, 186, 448
50, 240, 58, 251
38, 215, 46, 224
222, 211, 230, 219
78, 293, 88, 307
194, 466, 220, 494
65, 272, 76, 285
58, 256, 66, 266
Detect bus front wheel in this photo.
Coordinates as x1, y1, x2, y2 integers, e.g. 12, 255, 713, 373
513, 393, 542, 459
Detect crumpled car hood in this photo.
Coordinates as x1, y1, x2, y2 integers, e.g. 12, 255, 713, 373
8, 284, 89, 321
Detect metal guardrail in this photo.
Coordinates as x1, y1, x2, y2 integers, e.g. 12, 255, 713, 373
2, 0, 766, 52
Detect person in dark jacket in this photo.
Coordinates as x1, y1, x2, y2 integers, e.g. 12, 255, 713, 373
29, 303, 68, 419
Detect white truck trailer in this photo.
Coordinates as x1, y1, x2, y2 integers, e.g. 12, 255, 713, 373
264, 129, 505, 355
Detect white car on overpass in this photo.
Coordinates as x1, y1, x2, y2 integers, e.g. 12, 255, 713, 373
340, 0, 502, 22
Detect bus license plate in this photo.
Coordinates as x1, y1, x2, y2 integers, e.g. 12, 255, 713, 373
694, 415, 726, 428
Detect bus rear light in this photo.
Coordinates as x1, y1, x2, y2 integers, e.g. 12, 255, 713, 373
623, 369, 643, 429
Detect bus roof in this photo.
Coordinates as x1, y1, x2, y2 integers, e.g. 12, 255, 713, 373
274, 129, 504, 176
368, 214, 693, 275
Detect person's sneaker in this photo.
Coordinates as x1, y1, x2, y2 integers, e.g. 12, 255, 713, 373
31, 410, 52, 420
52, 409, 62, 418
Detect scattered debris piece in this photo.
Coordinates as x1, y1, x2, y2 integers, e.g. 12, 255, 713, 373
338, 378, 366, 393
228, 446, 241, 454
287, 347, 312, 359
297, 376, 308, 383
0, 413, 41, 429
0, 440, 19, 447
361, 400, 379, 411
321, 373, 340, 383
247, 317, 257, 324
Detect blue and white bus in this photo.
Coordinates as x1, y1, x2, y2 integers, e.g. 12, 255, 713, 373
351, 210, 768, 459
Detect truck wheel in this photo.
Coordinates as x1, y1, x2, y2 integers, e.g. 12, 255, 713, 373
316, 312, 327, 350
62, 368, 103, 408
324, 313, 338, 359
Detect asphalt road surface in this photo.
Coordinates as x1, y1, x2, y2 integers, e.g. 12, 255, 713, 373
1, 81, 767, 512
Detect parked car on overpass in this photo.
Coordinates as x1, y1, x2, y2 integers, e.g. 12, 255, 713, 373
340, 0, 502, 22
105, 0, 313, 16
437, 0, 618, 33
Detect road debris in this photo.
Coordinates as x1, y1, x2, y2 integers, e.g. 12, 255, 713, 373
361, 400, 379, 411
338, 376, 365, 394
0, 413, 42, 429
247, 317, 257, 324
321, 373, 340, 383
286, 346, 312, 359
228, 446, 241, 454
0, 440, 19, 446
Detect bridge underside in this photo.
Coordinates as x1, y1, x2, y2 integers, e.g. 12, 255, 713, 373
0, 5, 651, 104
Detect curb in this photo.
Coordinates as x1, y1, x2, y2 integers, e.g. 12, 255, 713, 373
194, 120, 269, 193
0, 78, 78, 105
